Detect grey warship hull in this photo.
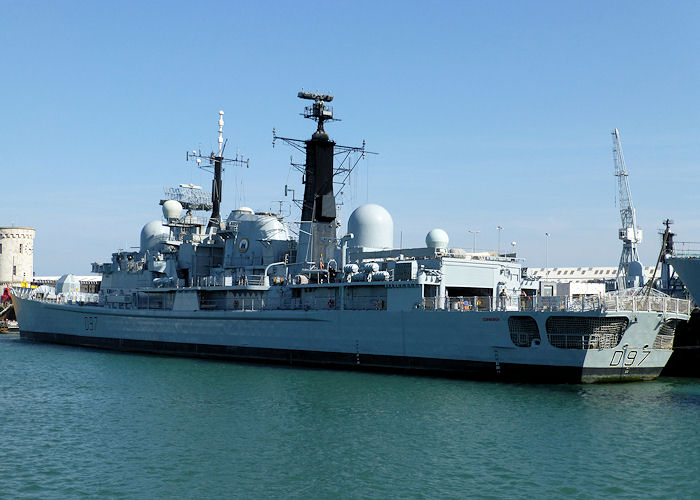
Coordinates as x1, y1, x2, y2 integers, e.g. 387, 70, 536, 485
13, 294, 678, 383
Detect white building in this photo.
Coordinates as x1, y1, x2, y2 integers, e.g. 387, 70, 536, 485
527, 266, 658, 283
0, 227, 35, 286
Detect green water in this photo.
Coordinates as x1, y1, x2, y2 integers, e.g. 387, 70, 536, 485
1, 334, 698, 499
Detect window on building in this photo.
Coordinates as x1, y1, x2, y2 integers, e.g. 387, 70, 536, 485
19, 243, 23, 253
13, 265, 17, 276
0, 243, 2, 253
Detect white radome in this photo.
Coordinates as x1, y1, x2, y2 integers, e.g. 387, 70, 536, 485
426, 228, 449, 249
347, 204, 394, 250
162, 200, 183, 220
140, 220, 170, 253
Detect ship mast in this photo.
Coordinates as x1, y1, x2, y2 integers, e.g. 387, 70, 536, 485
186, 110, 249, 230
273, 91, 374, 265
297, 92, 337, 264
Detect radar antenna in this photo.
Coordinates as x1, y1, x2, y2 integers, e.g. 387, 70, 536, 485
612, 128, 643, 288
160, 184, 212, 212
186, 110, 250, 229
298, 90, 336, 137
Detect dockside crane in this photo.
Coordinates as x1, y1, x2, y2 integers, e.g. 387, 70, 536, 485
612, 128, 644, 289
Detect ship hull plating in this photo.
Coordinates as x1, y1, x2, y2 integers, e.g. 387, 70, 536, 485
13, 295, 672, 383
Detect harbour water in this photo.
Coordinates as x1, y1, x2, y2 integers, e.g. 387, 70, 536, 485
1, 333, 698, 499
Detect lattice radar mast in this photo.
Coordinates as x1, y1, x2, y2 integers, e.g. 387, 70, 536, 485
612, 128, 643, 288
185, 110, 249, 229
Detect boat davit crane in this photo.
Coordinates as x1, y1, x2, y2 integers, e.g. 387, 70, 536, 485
612, 128, 643, 289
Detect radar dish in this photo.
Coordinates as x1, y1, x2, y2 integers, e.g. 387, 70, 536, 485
160, 185, 213, 212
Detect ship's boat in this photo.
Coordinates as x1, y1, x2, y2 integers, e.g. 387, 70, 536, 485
11, 93, 692, 383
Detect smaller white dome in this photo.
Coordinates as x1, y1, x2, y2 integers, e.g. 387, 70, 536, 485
426, 229, 449, 249
236, 206, 255, 214
162, 200, 183, 220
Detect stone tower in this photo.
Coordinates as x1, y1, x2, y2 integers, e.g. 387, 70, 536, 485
0, 227, 35, 285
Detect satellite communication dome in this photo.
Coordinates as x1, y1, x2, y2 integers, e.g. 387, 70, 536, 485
426, 229, 449, 249
162, 200, 183, 220
140, 220, 169, 253
347, 204, 393, 249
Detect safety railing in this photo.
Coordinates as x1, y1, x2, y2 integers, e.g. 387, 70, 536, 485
434, 294, 691, 315
672, 242, 700, 258
15, 285, 692, 316
198, 296, 387, 311
11, 287, 100, 306
602, 295, 691, 315
190, 274, 267, 287
435, 296, 494, 311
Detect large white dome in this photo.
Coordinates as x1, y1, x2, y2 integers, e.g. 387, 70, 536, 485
140, 220, 169, 253
347, 204, 393, 250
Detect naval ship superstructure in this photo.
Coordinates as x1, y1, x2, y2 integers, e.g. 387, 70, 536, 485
12, 92, 692, 382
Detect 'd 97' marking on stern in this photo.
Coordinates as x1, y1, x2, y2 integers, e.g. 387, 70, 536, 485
609, 349, 651, 367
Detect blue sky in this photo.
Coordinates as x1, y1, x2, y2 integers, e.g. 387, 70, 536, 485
1, 1, 699, 275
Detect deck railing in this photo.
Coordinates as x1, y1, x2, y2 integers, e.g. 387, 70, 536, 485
198, 296, 387, 311
14, 286, 691, 316
434, 294, 691, 315
672, 242, 700, 258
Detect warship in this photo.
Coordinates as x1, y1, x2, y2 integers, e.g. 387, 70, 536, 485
11, 92, 692, 382
667, 252, 700, 305
657, 229, 700, 377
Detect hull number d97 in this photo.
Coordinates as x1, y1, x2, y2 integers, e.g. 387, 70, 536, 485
609, 349, 651, 367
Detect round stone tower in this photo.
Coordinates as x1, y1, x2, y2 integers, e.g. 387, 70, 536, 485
0, 227, 35, 285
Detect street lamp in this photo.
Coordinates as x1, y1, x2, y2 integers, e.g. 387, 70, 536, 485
545, 232, 550, 268
496, 226, 503, 255
468, 229, 480, 253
